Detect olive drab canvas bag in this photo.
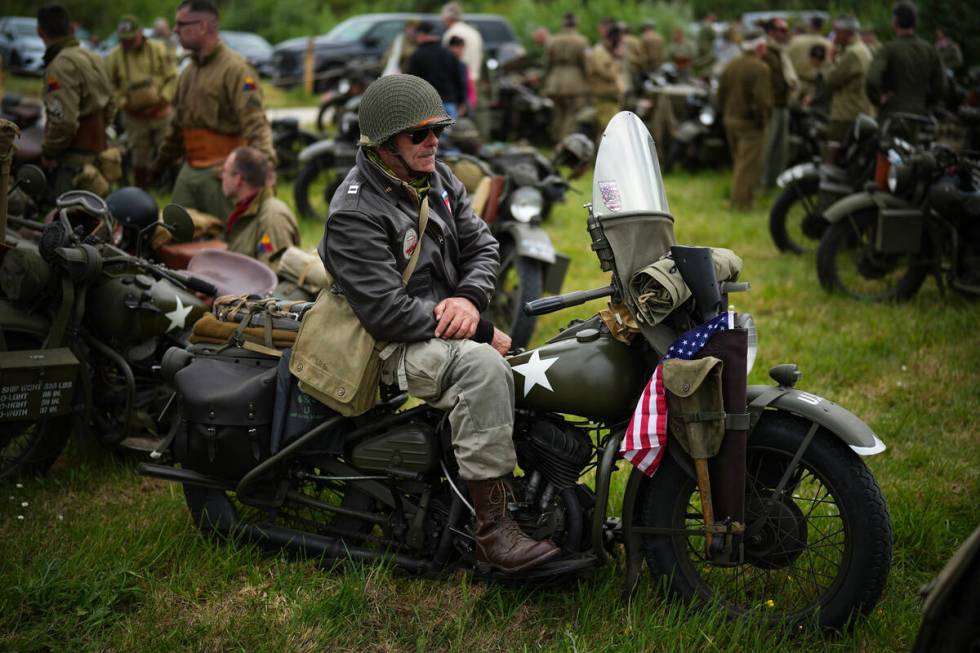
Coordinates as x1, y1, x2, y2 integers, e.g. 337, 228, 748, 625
289, 196, 429, 416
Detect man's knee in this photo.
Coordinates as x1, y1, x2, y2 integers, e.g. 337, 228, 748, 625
453, 341, 513, 392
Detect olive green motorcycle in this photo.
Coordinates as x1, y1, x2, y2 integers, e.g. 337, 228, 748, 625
0, 187, 217, 479
139, 113, 892, 629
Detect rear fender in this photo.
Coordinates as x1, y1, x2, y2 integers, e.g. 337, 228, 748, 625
747, 384, 886, 456
776, 162, 819, 188
823, 191, 917, 224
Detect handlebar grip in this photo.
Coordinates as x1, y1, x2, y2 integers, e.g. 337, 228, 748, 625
523, 296, 568, 316
523, 285, 615, 316
182, 275, 218, 297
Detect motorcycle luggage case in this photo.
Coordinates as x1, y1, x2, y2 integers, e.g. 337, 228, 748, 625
173, 348, 277, 481
0, 348, 78, 422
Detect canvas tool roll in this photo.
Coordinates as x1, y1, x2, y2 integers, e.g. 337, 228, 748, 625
275, 246, 328, 295
290, 196, 429, 416
189, 294, 311, 355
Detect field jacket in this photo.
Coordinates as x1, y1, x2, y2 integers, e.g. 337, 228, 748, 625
318, 148, 498, 343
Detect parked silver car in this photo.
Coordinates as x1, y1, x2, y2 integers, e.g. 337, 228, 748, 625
0, 16, 45, 75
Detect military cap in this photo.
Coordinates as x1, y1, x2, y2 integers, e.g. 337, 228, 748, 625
117, 14, 140, 38
833, 14, 861, 32
562, 12, 577, 28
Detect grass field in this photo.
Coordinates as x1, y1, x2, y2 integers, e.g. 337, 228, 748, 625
2, 128, 979, 650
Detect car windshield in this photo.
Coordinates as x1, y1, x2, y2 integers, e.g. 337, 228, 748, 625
222, 31, 271, 54
322, 17, 377, 43
7, 19, 37, 37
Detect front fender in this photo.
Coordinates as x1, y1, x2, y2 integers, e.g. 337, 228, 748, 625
776, 162, 819, 188
0, 299, 50, 341
823, 191, 915, 224
495, 222, 556, 264
298, 139, 337, 163
747, 384, 886, 456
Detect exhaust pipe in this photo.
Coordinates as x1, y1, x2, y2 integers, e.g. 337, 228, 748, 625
137, 463, 232, 491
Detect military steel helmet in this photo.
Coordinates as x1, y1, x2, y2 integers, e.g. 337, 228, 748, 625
358, 74, 454, 147
448, 117, 481, 154
106, 186, 158, 232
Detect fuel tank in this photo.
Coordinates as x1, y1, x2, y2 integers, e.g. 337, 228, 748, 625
85, 268, 208, 342
509, 319, 649, 421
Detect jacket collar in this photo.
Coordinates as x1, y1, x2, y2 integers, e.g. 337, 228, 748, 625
43, 36, 80, 66
357, 147, 432, 206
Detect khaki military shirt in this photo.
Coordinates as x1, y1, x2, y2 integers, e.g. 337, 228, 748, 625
227, 187, 300, 264
542, 29, 588, 97
587, 43, 626, 100
936, 40, 963, 71
866, 34, 944, 119
788, 33, 833, 84
105, 38, 177, 115
41, 38, 114, 158
824, 37, 873, 123
640, 31, 666, 72
158, 42, 274, 166
622, 34, 644, 76
718, 52, 773, 128
762, 40, 798, 108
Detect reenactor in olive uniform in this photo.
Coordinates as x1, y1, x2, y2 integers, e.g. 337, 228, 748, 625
718, 35, 773, 211
667, 29, 696, 80
220, 146, 299, 265
150, 0, 274, 221
106, 15, 178, 188
760, 18, 798, 189
587, 26, 627, 141
787, 16, 832, 103
822, 16, 873, 161
934, 29, 963, 73
37, 5, 115, 196
866, 2, 944, 132
620, 22, 644, 104
639, 20, 665, 73
542, 12, 589, 144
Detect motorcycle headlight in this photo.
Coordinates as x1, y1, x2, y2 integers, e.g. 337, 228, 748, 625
735, 312, 757, 376
337, 79, 351, 95
699, 108, 715, 126
508, 186, 543, 223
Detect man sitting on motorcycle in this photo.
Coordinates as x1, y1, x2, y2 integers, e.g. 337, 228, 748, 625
317, 74, 560, 574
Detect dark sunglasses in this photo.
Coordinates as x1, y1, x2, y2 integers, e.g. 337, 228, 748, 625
409, 125, 446, 144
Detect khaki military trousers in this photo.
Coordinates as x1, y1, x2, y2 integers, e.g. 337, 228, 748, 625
379, 338, 517, 481
123, 113, 171, 170
594, 98, 622, 143
549, 95, 586, 144
761, 106, 790, 189
725, 119, 765, 211
171, 162, 234, 221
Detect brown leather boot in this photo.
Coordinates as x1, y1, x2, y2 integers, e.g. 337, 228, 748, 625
468, 477, 560, 573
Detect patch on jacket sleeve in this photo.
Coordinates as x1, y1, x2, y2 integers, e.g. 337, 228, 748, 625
257, 232, 274, 254
402, 228, 419, 261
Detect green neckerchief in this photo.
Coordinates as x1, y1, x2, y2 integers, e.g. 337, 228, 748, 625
365, 147, 431, 205
43, 36, 80, 66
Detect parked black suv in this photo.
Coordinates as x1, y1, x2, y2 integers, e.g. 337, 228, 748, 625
270, 12, 518, 89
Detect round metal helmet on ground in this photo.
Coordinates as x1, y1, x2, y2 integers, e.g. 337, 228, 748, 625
106, 186, 159, 231
555, 133, 595, 166
358, 74, 454, 147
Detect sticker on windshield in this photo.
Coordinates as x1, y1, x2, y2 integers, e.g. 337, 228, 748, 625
598, 180, 622, 212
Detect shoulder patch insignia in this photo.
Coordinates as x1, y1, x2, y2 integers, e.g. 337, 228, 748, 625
402, 228, 419, 261
45, 98, 65, 119
246, 94, 262, 109
242, 76, 257, 92
257, 232, 274, 254
46, 77, 60, 92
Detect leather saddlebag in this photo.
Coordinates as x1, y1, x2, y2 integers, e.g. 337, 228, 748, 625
173, 348, 278, 481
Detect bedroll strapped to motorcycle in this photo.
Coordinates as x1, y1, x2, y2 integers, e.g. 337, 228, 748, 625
189, 294, 312, 357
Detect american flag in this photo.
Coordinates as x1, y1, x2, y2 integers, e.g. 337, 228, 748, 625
620, 311, 735, 476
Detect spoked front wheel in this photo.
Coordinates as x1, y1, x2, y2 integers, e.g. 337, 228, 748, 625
816, 208, 929, 301
638, 412, 893, 629
769, 177, 826, 254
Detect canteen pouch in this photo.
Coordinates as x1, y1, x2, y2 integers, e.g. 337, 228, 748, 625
97, 147, 123, 184
125, 80, 164, 113
173, 349, 278, 481
662, 357, 726, 460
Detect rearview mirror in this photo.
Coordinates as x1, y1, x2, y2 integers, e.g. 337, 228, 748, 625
15, 164, 47, 198
162, 203, 194, 243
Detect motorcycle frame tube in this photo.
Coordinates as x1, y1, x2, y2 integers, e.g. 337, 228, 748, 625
822, 190, 916, 224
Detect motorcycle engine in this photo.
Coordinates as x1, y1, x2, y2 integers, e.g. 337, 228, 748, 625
514, 417, 593, 490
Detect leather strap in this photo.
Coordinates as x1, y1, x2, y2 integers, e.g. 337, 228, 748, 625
401, 195, 428, 283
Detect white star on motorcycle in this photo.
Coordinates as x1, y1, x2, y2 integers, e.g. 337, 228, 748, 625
164, 296, 193, 332
511, 350, 559, 398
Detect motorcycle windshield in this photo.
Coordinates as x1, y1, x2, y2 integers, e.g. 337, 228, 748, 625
591, 111, 669, 218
